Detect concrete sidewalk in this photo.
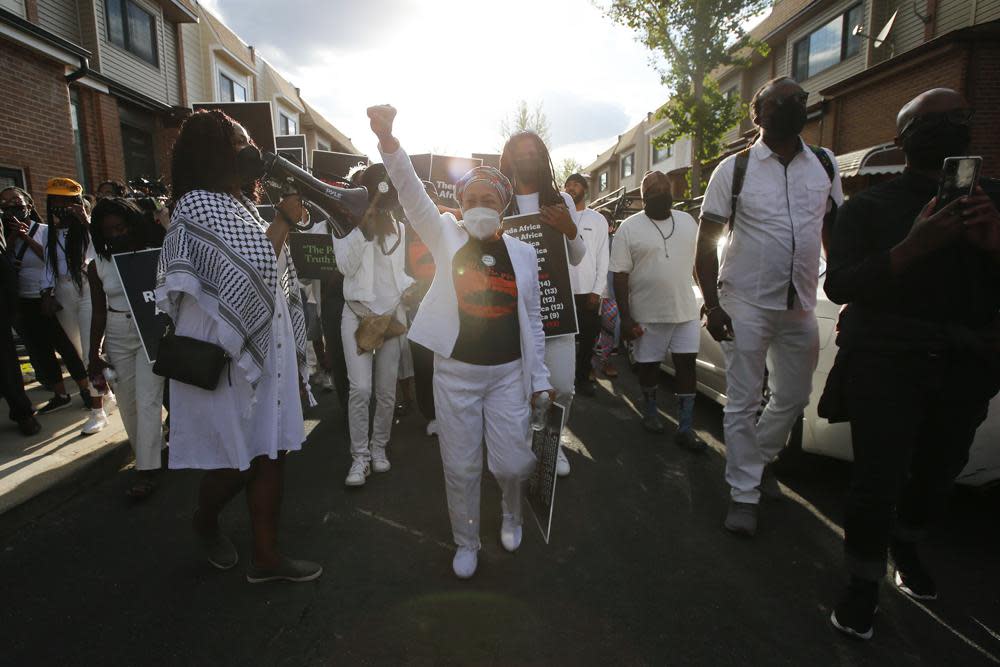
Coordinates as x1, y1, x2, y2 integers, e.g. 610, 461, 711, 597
0, 380, 129, 518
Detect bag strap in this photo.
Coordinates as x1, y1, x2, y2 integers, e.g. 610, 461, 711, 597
808, 145, 835, 183
14, 222, 39, 262
729, 148, 752, 230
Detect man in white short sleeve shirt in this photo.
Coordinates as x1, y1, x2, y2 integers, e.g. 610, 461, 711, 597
610, 171, 704, 451
696, 77, 843, 537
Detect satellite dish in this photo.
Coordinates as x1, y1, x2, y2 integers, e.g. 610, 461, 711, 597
874, 10, 897, 47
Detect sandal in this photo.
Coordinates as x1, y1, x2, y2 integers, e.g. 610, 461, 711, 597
125, 472, 159, 500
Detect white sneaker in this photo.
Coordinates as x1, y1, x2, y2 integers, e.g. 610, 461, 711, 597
371, 451, 391, 473
426, 420, 438, 437
556, 446, 571, 477
344, 459, 370, 487
500, 514, 522, 552
81, 409, 108, 435
452, 546, 478, 579
103, 391, 117, 415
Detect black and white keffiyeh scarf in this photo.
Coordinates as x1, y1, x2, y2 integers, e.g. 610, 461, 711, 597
155, 190, 307, 390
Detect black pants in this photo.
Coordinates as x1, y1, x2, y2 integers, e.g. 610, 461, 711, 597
843, 349, 998, 581
15, 298, 87, 387
410, 340, 435, 421
320, 286, 350, 415
574, 294, 601, 385
1, 312, 33, 422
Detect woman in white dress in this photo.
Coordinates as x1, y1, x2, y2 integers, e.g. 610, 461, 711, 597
155, 110, 321, 583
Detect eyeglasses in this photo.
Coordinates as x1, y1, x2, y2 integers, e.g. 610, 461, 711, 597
900, 108, 975, 136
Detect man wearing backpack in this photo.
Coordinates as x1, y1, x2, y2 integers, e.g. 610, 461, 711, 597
696, 77, 843, 537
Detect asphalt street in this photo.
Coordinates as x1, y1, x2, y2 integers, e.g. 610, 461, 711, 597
1, 357, 998, 666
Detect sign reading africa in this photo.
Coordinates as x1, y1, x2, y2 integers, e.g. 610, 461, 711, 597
502, 212, 579, 338
288, 232, 338, 279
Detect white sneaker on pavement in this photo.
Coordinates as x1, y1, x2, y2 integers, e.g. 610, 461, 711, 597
426, 419, 438, 437
500, 514, 523, 552
556, 446, 571, 477
81, 409, 108, 435
371, 450, 391, 473
103, 391, 117, 415
452, 546, 478, 579
344, 459, 371, 487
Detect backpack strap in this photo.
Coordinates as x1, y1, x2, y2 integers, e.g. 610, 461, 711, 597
729, 147, 752, 230
14, 222, 39, 263
808, 145, 835, 183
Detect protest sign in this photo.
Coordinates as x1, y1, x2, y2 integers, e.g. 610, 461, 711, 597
277, 147, 305, 166
112, 249, 170, 364
275, 134, 307, 152
528, 403, 565, 544
288, 233, 338, 279
312, 151, 369, 181
503, 213, 579, 337
192, 102, 275, 154
428, 155, 482, 204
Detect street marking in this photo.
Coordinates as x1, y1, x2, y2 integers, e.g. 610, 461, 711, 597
972, 617, 1000, 645
355, 508, 453, 551
900, 598, 1000, 664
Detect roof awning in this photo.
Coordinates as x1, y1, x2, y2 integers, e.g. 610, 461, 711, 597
836, 143, 905, 178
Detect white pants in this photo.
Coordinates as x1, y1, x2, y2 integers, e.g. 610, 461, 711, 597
55, 276, 92, 363
433, 355, 536, 549
342, 305, 402, 461
544, 334, 575, 427
721, 297, 818, 503
105, 311, 164, 470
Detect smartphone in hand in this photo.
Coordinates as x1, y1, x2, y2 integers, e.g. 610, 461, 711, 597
937, 156, 982, 208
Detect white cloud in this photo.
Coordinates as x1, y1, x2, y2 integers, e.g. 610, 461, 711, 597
209, 0, 668, 165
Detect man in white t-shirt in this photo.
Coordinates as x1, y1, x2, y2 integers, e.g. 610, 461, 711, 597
564, 173, 609, 397
610, 171, 703, 451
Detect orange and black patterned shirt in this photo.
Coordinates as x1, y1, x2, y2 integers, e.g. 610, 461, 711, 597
451, 237, 521, 366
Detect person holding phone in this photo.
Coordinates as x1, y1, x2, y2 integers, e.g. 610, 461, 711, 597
824, 88, 1000, 640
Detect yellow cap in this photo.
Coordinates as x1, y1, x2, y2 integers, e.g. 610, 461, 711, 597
46, 177, 83, 197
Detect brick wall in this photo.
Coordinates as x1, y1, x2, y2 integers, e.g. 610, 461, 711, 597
0, 39, 78, 216
833, 47, 969, 156
967, 40, 1000, 178
76, 88, 127, 188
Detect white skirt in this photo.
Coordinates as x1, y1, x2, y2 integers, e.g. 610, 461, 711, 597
167, 282, 306, 472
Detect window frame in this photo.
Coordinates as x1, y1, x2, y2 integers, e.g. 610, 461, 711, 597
105, 0, 159, 68
791, 3, 863, 82
599, 170, 609, 192
621, 152, 634, 179
279, 113, 297, 136
218, 72, 247, 102
652, 141, 673, 164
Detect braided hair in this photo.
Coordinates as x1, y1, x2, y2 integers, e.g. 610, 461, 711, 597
499, 131, 562, 214
170, 109, 262, 203
45, 194, 90, 289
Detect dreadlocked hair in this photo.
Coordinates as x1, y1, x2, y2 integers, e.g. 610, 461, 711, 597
170, 109, 262, 203
499, 131, 562, 213
89, 197, 148, 260
46, 194, 89, 289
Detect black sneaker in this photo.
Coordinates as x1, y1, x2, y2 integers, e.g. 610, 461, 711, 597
37, 393, 72, 415
891, 540, 938, 600
831, 579, 879, 640
17, 415, 41, 436
674, 430, 706, 452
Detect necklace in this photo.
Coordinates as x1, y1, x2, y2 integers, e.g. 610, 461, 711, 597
647, 214, 675, 258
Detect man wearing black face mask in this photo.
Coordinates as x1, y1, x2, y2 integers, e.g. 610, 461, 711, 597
823, 88, 1000, 640
610, 171, 703, 450
697, 77, 843, 538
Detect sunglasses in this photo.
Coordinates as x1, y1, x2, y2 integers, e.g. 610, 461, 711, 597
900, 108, 975, 136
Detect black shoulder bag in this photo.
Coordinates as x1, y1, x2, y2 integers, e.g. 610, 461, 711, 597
152, 297, 231, 390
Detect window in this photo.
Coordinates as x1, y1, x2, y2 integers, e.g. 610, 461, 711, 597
792, 4, 863, 81
317, 140, 331, 152
218, 72, 247, 102
621, 152, 634, 179
599, 171, 609, 192
69, 90, 89, 192
652, 141, 673, 164
106, 0, 158, 67
279, 113, 297, 136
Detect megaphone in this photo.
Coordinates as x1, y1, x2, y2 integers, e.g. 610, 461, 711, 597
261, 151, 368, 238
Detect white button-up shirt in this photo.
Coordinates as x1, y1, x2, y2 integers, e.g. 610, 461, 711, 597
701, 137, 843, 311
569, 207, 610, 296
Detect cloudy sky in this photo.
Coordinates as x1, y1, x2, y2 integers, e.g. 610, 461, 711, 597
200, 0, 671, 169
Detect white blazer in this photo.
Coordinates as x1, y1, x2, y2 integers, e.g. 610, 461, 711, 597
333, 223, 414, 305
381, 144, 552, 400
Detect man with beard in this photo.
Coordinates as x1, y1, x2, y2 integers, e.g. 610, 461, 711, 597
610, 171, 702, 451
696, 77, 843, 537
564, 173, 608, 398
824, 88, 999, 640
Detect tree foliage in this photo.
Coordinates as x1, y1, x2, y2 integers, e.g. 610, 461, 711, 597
555, 157, 584, 188
605, 0, 770, 195
500, 100, 551, 146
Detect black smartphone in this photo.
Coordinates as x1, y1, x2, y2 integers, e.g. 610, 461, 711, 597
937, 156, 982, 208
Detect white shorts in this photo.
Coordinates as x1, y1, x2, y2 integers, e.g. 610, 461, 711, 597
632, 319, 701, 362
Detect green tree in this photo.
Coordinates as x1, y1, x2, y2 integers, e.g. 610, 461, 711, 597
605, 0, 769, 196
500, 100, 551, 146
555, 157, 584, 188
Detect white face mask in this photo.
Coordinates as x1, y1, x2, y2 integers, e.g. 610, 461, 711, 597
461, 207, 502, 240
